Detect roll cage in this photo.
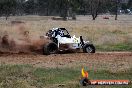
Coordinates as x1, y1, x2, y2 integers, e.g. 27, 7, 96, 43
46, 28, 71, 38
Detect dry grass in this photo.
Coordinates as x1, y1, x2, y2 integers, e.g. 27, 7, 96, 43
0, 64, 131, 88
0, 15, 132, 88
0, 15, 132, 47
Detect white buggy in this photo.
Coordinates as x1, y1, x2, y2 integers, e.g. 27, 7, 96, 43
43, 28, 95, 55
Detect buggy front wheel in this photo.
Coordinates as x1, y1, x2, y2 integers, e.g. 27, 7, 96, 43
83, 44, 95, 53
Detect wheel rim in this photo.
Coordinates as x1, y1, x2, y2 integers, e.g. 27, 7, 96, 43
86, 46, 93, 53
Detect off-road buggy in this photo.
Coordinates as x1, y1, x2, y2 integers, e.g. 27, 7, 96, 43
43, 28, 95, 55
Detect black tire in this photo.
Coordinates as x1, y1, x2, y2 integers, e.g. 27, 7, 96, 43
80, 78, 91, 86
83, 44, 95, 53
43, 42, 58, 55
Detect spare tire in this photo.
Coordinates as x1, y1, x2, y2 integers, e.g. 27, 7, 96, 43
83, 44, 95, 53
43, 42, 58, 55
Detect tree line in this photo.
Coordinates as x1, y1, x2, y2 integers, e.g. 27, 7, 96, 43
0, 0, 131, 20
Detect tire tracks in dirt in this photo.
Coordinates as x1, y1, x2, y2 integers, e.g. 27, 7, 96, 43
0, 52, 132, 71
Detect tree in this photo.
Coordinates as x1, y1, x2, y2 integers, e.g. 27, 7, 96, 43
106, 0, 120, 20
78, 0, 88, 15
115, 0, 120, 20
127, 0, 132, 8
89, 0, 101, 20
24, 0, 38, 15
0, 0, 126, 19
15, 0, 26, 16
53, 0, 69, 20
0, 0, 17, 19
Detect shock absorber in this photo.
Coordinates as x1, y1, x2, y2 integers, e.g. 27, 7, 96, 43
80, 36, 85, 47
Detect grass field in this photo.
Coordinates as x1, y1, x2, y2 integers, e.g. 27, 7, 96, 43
0, 65, 131, 88
0, 15, 132, 88
0, 15, 132, 51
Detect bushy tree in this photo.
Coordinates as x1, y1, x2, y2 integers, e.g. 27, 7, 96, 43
0, 0, 128, 20
0, 0, 17, 19
127, 0, 132, 8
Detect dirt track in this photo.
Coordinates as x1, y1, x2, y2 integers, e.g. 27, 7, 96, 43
0, 52, 132, 71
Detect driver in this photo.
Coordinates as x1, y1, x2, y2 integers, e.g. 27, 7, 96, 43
58, 29, 64, 36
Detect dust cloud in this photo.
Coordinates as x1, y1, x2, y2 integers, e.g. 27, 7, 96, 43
0, 21, 50, 54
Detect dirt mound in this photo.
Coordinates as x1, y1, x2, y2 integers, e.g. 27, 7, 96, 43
0, 21, 50, 54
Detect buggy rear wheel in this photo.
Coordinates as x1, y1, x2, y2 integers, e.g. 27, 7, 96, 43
43, 42, 58, 55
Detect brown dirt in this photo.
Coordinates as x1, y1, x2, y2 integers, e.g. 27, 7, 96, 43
0, 21, 50, 54
0, 52, 131, 72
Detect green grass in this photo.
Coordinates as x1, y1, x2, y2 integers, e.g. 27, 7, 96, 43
0, 65, 131, 88
33, 68, 80, 86
96, 43, 132, 51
